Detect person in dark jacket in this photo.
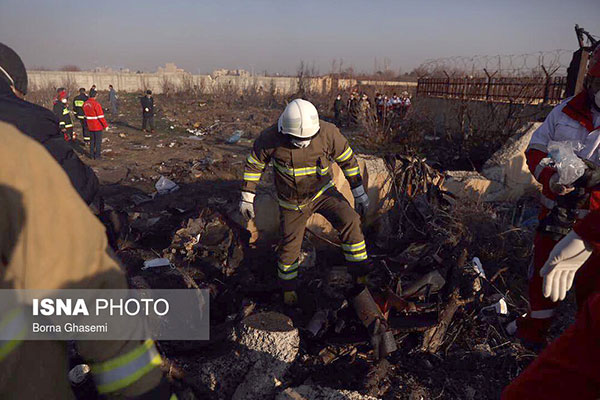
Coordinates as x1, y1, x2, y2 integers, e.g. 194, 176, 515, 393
333, 94, 343, 126
0, 42, 99, 204
140, 90, 155, 132
52, 89, 75, 141
108, 84, 119, 115
73, 87, 89, 141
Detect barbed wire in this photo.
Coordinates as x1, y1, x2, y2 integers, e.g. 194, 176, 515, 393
418, 49, 573, 78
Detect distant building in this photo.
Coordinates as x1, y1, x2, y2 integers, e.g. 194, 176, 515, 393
157, 63, 185, 74
210, 68, 251, 79
93, 66, 114, 73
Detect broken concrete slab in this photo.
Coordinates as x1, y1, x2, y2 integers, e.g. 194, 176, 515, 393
276, 385, 378, 400
443, 122, 542, 202
197, 312, 299, 400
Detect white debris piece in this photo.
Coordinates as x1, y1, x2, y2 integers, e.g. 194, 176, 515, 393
472, 257, 486, 279
155, 175, 180, 195
142, 258, 171, 270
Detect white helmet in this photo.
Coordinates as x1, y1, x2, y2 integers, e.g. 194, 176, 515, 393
278, 99, 320, 139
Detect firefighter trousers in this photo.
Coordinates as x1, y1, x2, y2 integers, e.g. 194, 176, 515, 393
78, 117, 89, 140
277, 187, 369, 291
517, 232, 600, 344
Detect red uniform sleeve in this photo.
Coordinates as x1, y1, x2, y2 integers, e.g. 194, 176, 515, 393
95, 102, 108, 129
526, 148, 555, 194
573, 210, 600, 252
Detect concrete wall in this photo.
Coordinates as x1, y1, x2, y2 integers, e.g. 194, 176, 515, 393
413, 96, 554, 137
27, 70, 416, 95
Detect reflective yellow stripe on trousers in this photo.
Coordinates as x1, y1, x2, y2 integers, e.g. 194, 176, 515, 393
0, 308, 27, 362
91, 339, 162, 394
278, 180, 334, 211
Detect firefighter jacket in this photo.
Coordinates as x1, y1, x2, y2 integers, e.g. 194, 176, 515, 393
141, 95, 154, 115
526, 90, 600, 222
72, 93, 88, 119
0, 121, 165, 399
83, 98, 108, 132
242, 120, 363, 210
53, 101, 74, 135
0, 79, 98, 204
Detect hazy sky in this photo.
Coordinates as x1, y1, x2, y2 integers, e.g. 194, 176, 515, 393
1, 0, 598, 74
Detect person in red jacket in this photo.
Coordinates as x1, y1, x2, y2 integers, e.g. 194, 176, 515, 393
502, 210, 600, 400
83, 88, 108, 159
507, 46, 600, 347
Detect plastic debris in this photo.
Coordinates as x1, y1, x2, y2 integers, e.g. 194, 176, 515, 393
480, 297, 508, 317
142, 258, 172, 270
306, 310, 329, 337
155, 175, 180, 195
187, 128, 207, 136
472, 257, 486, 279
226, 130, 243, 144
548, 141, 586, 185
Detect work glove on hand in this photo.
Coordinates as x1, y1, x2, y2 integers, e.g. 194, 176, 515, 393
540, 230, 593, 302
573, 159, 600, 188
239, 191, 255, 220
549, 173, 575, 196
283, 290, 298, 306
352, 185, 370, 217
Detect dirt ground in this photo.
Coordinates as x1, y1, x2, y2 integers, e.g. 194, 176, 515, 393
31, 90, 576, 399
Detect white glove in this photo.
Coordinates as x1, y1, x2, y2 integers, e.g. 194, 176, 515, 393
352, 185, 370, 217
540, 230, 593, 302
144, 107, 149, 112
239, 192, 255, 220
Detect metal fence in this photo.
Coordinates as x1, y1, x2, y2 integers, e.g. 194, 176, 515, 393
416, 75, 567, 104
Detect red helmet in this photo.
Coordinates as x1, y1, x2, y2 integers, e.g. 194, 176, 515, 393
588, 46, 600, 78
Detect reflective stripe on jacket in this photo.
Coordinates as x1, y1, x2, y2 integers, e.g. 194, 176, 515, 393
526, 91, 600, 219
73, 94, 88, 118
83, 98, 108, 132
242, 120, 363, 207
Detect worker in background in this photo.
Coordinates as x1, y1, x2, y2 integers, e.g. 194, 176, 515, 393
358, 93, 370, 127
52, 89, 76, 142
53, 86, 65, 106
507, 46, 600, 348
141, 90, 155, 133
333, 93, 343, 127
239, 99, 371, 305
502, 210, 600, 399
108, 84, 119, 116
0, 121, 175, 399
390, 93, 401, 114
73, 87, 89, 142
400, 91, 411, 118
0, 42, 99, 204
347, 91, 358, 127
90, 84, 96, 93
375, 92, 385, 122
83, 89, 108, 160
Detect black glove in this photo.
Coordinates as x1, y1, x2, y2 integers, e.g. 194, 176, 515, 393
573, 159, 600, 188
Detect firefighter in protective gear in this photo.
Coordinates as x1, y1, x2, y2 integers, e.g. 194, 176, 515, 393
0, 121, 175, 399
502, 210, 600, 400
53, 90, 76, 142
73, 88, 89, 141
509, 46, 600, 346
240, 99, 371, 305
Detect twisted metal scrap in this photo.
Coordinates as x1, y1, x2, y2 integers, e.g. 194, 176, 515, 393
384, 155, 458, 242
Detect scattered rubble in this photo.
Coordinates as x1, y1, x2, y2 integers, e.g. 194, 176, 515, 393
193, 312, 299, 400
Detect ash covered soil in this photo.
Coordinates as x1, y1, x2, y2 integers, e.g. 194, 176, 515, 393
35, 91, 576, 399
